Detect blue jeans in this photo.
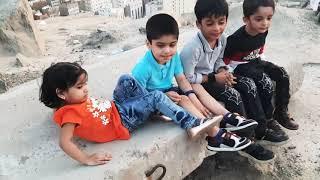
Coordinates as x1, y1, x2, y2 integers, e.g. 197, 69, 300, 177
113, 74, 199, 132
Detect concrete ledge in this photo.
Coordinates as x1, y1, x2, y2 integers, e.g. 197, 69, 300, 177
0, 31, 304, 180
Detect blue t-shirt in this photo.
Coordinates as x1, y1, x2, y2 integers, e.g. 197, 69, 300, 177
132, 50, 184, 91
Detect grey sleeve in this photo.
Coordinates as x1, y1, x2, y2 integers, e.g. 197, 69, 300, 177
180, 46, 203, 84
214, 36, 227, 72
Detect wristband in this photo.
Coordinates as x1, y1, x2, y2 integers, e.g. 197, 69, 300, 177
184, 90, 195, 96
208, 72, 216, 82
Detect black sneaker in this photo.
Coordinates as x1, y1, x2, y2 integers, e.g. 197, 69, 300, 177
257, 128, 289, 146
220, 113, 258, 132
267, 119, 286, 135
206, 129, 252, 152
238, 143, 275, 163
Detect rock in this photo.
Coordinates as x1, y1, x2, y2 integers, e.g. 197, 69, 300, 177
287, 145, 297, 150
38, 20, 47, 31
72, 40, 80, 45
0, 0, 45, 57
0, 79, 7, 93
15, 53, 32, 67
139, 27, 146, 34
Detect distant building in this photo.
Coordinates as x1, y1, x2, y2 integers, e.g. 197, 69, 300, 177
162, 0, 195, 16
48, 0, 60, 7
110, 7, 124, 19
59, 0, 81, 16
144, 0, 161, 18
79, 0, 112, 16
111, 0, 127, 8
127, 0, 143, 19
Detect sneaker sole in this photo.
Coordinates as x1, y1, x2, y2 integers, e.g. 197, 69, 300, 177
224, 122, 258, 132
188, 115, 223, 139
238, 151, 276, 163
206, 149, 217, 156
206, 140, 251, 152
257, 138, 290, 146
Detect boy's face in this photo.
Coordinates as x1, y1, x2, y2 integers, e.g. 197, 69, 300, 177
244, 7, 274, 36
196, 15, 227, 44
147, 34, 178, 65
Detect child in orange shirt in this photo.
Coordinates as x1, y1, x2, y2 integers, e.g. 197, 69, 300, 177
39, 62, 251, 166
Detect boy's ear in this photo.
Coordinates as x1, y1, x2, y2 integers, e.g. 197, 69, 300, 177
146, 39, 151, 49
56, 88, 66, 100
243, 16, 249, 24
196, 20, 201, 29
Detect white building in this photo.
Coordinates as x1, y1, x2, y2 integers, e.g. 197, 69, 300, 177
110, 7, 124, 19
127, 0, 143, 19
50, 0, 60, 7
111, 0, 127, 8
162, 0, 195, 16
80, 0, 112, 16
145, 0, 161, 18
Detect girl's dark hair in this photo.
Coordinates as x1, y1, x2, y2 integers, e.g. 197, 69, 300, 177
243, 0, 275, 17
194, 0, 229, 22
39, 62, 87, 109
146, 13, 179, 43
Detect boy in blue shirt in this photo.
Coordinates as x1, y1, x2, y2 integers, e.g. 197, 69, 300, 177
132, 13, 257, 152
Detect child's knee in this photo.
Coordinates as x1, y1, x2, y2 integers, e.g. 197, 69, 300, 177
118, 74, 134, 82
150, 90, 166, 100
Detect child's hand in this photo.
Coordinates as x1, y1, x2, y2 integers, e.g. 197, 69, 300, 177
215, 72, 229, 85
217, 67, 228, 73
196, 104, 211, 118
166, 91, 181, 103
84, 153, 112, 166
226, 73, 237, 87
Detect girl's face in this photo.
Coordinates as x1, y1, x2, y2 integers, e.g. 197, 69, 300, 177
60, 73, 89, 105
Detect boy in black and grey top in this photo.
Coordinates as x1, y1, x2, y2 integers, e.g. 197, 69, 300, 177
224, 0, 299, 131
224, 25, 267, 70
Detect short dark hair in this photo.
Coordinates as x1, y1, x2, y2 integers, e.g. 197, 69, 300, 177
194, 0, 229, 22
146, 13, 179, 43
243, 0, 275, 17
39, 62, 87, 109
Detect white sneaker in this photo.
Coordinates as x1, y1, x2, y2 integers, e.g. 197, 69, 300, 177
188, 115, 223, 139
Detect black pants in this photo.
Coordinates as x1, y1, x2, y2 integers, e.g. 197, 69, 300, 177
234, 60, 290, 116
202, 75, 267, 136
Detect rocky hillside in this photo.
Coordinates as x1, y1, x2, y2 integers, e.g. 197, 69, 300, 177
0, 0, 44, 57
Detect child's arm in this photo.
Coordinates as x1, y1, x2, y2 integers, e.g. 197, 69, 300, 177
214, 35, 228, 72
175, 74, 211, 117
180, 47, 204, 84
59, 123, 112, 166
